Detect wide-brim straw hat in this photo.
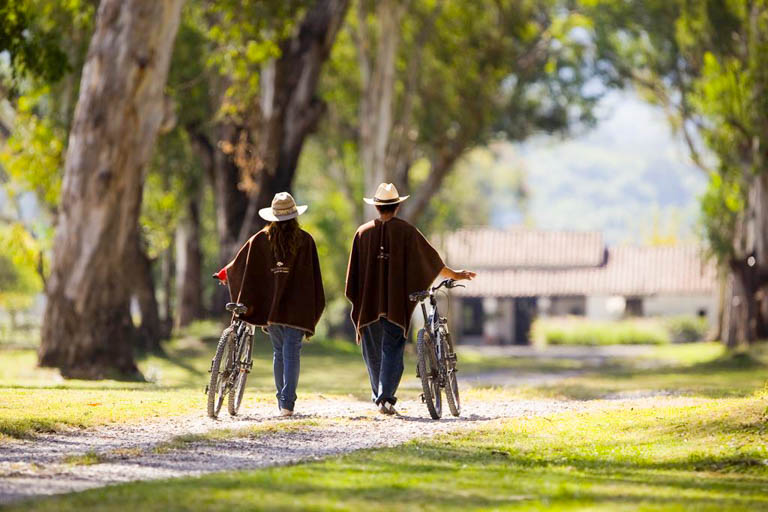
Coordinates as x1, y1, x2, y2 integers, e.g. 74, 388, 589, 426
363, 183, 410, 205
258, 192, 308, 222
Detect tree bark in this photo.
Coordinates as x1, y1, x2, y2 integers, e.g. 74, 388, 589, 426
130, 233, 165, 352
235, 0, 351, 243
357, 0, 404, 196
38, 0, 184, 378
175, 197, 203, 328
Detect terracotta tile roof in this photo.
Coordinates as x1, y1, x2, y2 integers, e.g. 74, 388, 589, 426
438, 228, 605, 269
440, 232, 717, 297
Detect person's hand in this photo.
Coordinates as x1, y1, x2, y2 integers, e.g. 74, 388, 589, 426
455, 269, 476, 281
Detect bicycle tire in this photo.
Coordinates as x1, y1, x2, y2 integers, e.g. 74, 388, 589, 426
417, 329, 442, 419
441, 331, 460, 417
228, 334, 252, 416
207, 327, 234, 418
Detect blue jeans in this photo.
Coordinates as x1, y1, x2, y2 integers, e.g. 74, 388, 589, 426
268, 325, 303, 411
361, 318, 406, 406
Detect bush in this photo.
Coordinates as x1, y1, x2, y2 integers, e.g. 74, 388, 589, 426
664, 315, 709, 343
531, 316, 671, 346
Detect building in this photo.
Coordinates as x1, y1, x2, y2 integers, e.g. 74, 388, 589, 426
437, 228, 718, 345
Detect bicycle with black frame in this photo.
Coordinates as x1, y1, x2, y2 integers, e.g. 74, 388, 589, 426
410, 278, 464, 419
205, 275, 254, 418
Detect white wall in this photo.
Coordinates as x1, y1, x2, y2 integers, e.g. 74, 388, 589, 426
586, 293, 717, 322
643, 293, 718, 323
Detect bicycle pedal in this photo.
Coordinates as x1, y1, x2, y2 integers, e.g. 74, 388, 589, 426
420, 393, 426, 403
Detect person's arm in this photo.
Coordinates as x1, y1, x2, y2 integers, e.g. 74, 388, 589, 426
439, 266, 476, 281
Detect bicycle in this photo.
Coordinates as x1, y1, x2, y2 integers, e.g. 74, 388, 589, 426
205, 300, 254, 418
409, 278, 464, 420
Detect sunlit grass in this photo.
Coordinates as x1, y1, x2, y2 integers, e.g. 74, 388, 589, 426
13, 396, 768, 511
0, 322, 414, 439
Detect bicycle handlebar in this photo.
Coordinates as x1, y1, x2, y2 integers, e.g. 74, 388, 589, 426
409, 279, 466, 302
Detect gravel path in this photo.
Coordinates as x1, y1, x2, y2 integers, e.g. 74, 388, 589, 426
0, 395, 582, 504
0, 345, 671, 505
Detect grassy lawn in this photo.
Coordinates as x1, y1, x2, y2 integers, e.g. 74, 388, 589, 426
0, 320, 539, 439
0, 321, 379, 439
2, 320, 767, 440
3, 324, 768, 510
11, 396, 767, 511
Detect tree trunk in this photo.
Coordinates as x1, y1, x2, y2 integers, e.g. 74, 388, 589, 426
175, 198, 203, 328
160, 245, 174, 329
236, 0, 351, 243
129, 230, 164, 352
39, 0, 184, 378
358, 0, 404, 196
722, 261, 758, 348
192, 0, 348, 318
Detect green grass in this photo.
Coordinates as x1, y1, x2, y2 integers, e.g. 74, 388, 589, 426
2, 318, 767, 440
12, 396, 768, 511
0, 322, 380, 439
62, 451, 108, 466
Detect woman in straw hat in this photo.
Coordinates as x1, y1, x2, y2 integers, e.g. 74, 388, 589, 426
345, 183, 475, 415
216, 192, 325, 417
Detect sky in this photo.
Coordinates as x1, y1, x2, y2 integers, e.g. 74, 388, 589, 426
499, 91, 707, 245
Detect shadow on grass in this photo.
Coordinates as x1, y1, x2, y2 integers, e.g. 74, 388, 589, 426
18, 449, 768, 512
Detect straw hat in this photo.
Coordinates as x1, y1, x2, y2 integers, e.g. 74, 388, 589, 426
258, 192, 308, 222
363, 183, 410, 205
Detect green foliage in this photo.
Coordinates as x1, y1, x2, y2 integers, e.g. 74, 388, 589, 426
583, 0, 768, 266
295, 139, 362, 330
142, 129, 202, 259
532, 316, 671, 346
0, 0, 70, 84
0, 88, 65, 210
700, 172, 742, 261
202, 0, 308, 115
663, 314, 710, 343
533, 315, 711, 346
0, 223, 43, 311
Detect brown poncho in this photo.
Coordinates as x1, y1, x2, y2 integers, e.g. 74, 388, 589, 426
345, 217, 445, 342
223, 229, 325, 336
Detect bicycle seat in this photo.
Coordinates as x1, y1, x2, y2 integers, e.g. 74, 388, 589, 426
225, 302, 247, 315
409, 291, 430, 302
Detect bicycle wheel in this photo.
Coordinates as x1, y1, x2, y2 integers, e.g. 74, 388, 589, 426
441, 331, 460, 417
207, 327, 235, 418
228, 333, 252, 416
417, 329, 442, 419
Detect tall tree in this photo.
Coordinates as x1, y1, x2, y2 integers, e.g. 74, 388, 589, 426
324, 0, 599, 224
184, 0, 350, 276
38, 0, 184, 378
584, 0, 768, 346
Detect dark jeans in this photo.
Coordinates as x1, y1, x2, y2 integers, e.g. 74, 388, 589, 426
268, 324, 303, 411
361, 318, 406, 406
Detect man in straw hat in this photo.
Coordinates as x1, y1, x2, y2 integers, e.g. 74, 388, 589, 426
216, 192, 325, 416
345, 183, 475, 415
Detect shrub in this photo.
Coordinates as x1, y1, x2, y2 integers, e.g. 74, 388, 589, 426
664, 315, 709, 343
531, 316, 671, 346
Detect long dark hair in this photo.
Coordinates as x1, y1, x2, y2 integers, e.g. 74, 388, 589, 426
266, 218, 302, 262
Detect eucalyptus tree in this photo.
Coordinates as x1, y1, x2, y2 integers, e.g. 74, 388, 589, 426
319, 0, 600, 224
195, 0, 351, 267
39, 0, 185, 377
584, 0, 768, 346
